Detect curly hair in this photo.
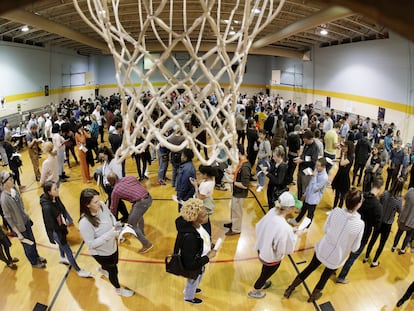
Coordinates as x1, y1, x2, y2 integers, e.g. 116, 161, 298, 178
180, 198, 204, 222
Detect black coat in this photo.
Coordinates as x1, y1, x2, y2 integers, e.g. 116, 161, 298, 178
40, 194, 69, 245
174, 216, 209, 273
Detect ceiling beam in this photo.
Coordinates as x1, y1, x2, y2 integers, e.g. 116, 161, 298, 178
0, 8, 109, 53
321, 0, 414, 42
252, 6, 353, 49
142, 41, 306, 59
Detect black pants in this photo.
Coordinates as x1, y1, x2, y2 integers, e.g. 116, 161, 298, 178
399, 281, 414, 303
65, 145, 78, 166
237, 130, 245, 146
297, 253, 336, 291
0, 237, 13, 265
254, 262, 281, 290
135, 155, 148, 179
386, 165, 400, 190
365, 222, 392, 262
93, 250, 120, 288
286, 154, 297, 184
295, 202, 316, 225
393, 228, 414, 250
99, 125, 104, 143
333, 190, 346, 208
352, 162, 365, 185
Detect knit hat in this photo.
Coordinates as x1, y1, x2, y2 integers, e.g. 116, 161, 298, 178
279, 192, 302, 209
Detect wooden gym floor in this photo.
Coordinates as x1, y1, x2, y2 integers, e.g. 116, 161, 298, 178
0, 142, 413, 311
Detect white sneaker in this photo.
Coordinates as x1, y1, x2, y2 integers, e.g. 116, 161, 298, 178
59, 257, 70, 265
96, 267, 109, 278
115, 287, 135, 297
77, 269, 92, 278
256, 186, 263, 192
288, 218, 298, 226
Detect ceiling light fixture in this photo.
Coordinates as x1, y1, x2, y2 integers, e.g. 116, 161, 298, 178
251, 8, 261, 15
320, 24, 328, 36
21, 25, 29, 32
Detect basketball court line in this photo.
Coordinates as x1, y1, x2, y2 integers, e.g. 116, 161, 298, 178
42, 190, 323, 310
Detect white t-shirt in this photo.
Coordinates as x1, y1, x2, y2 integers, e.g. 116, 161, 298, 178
198, 179, 215, 198
196, 225, 211, 257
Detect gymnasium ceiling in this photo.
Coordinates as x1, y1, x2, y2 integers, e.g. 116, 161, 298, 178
0, 1, 412, 59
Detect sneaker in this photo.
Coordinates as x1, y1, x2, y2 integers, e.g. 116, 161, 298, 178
138, 243, 153, 254
195, 288, 202, 294
32, 262, 46, 269
248, 290, 266, 299
157, 180, 166, 186
362, 257, 369, 263
77, 270, 92, 278
7, 263, 17, 270
115, 287, 135, 297
336, 278, 349, 284
97, 267, 109, 278
411, 247, 414, 254
287, 218, 298, 226
398, 249, 406, 255
256, 186, 263, 192
185, 298, 202, 304
215, 185, 227, 191
223, 222, 232, 228
370, 262, 379, 268
59, 257, 70, 265
38, 257, 47, 264
261, 281, 272, 289
391, 246, 396, 252
11, 257, 19, 263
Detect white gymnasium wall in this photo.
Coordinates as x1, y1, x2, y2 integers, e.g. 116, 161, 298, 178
270, 32, 414, 143
0, 42, 92, 118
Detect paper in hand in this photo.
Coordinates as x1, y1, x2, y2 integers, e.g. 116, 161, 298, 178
21, 238, 34, 245
298, 217, 312, 231
172, 195, 185, 205
118, 225, 137, 244
213, 238, 223, 251
302, 167, 313, 176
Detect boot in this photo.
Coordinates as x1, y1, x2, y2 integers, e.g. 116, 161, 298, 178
307, 288, 322, 303
284, 276, 303, 298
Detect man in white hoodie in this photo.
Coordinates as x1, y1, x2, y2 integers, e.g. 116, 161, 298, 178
247, 192, 302, 299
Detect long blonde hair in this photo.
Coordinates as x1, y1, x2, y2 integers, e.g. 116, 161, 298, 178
43, 141, 57, 156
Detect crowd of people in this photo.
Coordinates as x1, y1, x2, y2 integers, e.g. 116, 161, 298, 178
0, 92, 413, 307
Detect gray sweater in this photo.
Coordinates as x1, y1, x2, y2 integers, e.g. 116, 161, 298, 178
399, 188, 414, 229
0, 188, 30, 232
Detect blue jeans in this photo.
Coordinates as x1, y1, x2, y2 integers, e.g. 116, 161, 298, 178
21, 220, 41, 265
184, 267, 204, 300
53, 231, 80, 271
157, 150, 169, 181
256, 158, 270, 187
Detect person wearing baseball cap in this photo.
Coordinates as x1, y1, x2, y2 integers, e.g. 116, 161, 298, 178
248, 191, 302, 299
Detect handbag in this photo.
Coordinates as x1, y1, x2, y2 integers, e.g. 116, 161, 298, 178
165, 250, 199, 280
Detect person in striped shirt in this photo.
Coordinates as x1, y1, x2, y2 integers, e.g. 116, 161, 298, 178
284, 188, 364, 302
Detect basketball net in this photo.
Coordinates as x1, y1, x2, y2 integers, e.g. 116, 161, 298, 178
73, 0, 285, 164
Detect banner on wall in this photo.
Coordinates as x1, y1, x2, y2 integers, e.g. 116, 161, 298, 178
378, 107, 385, 121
